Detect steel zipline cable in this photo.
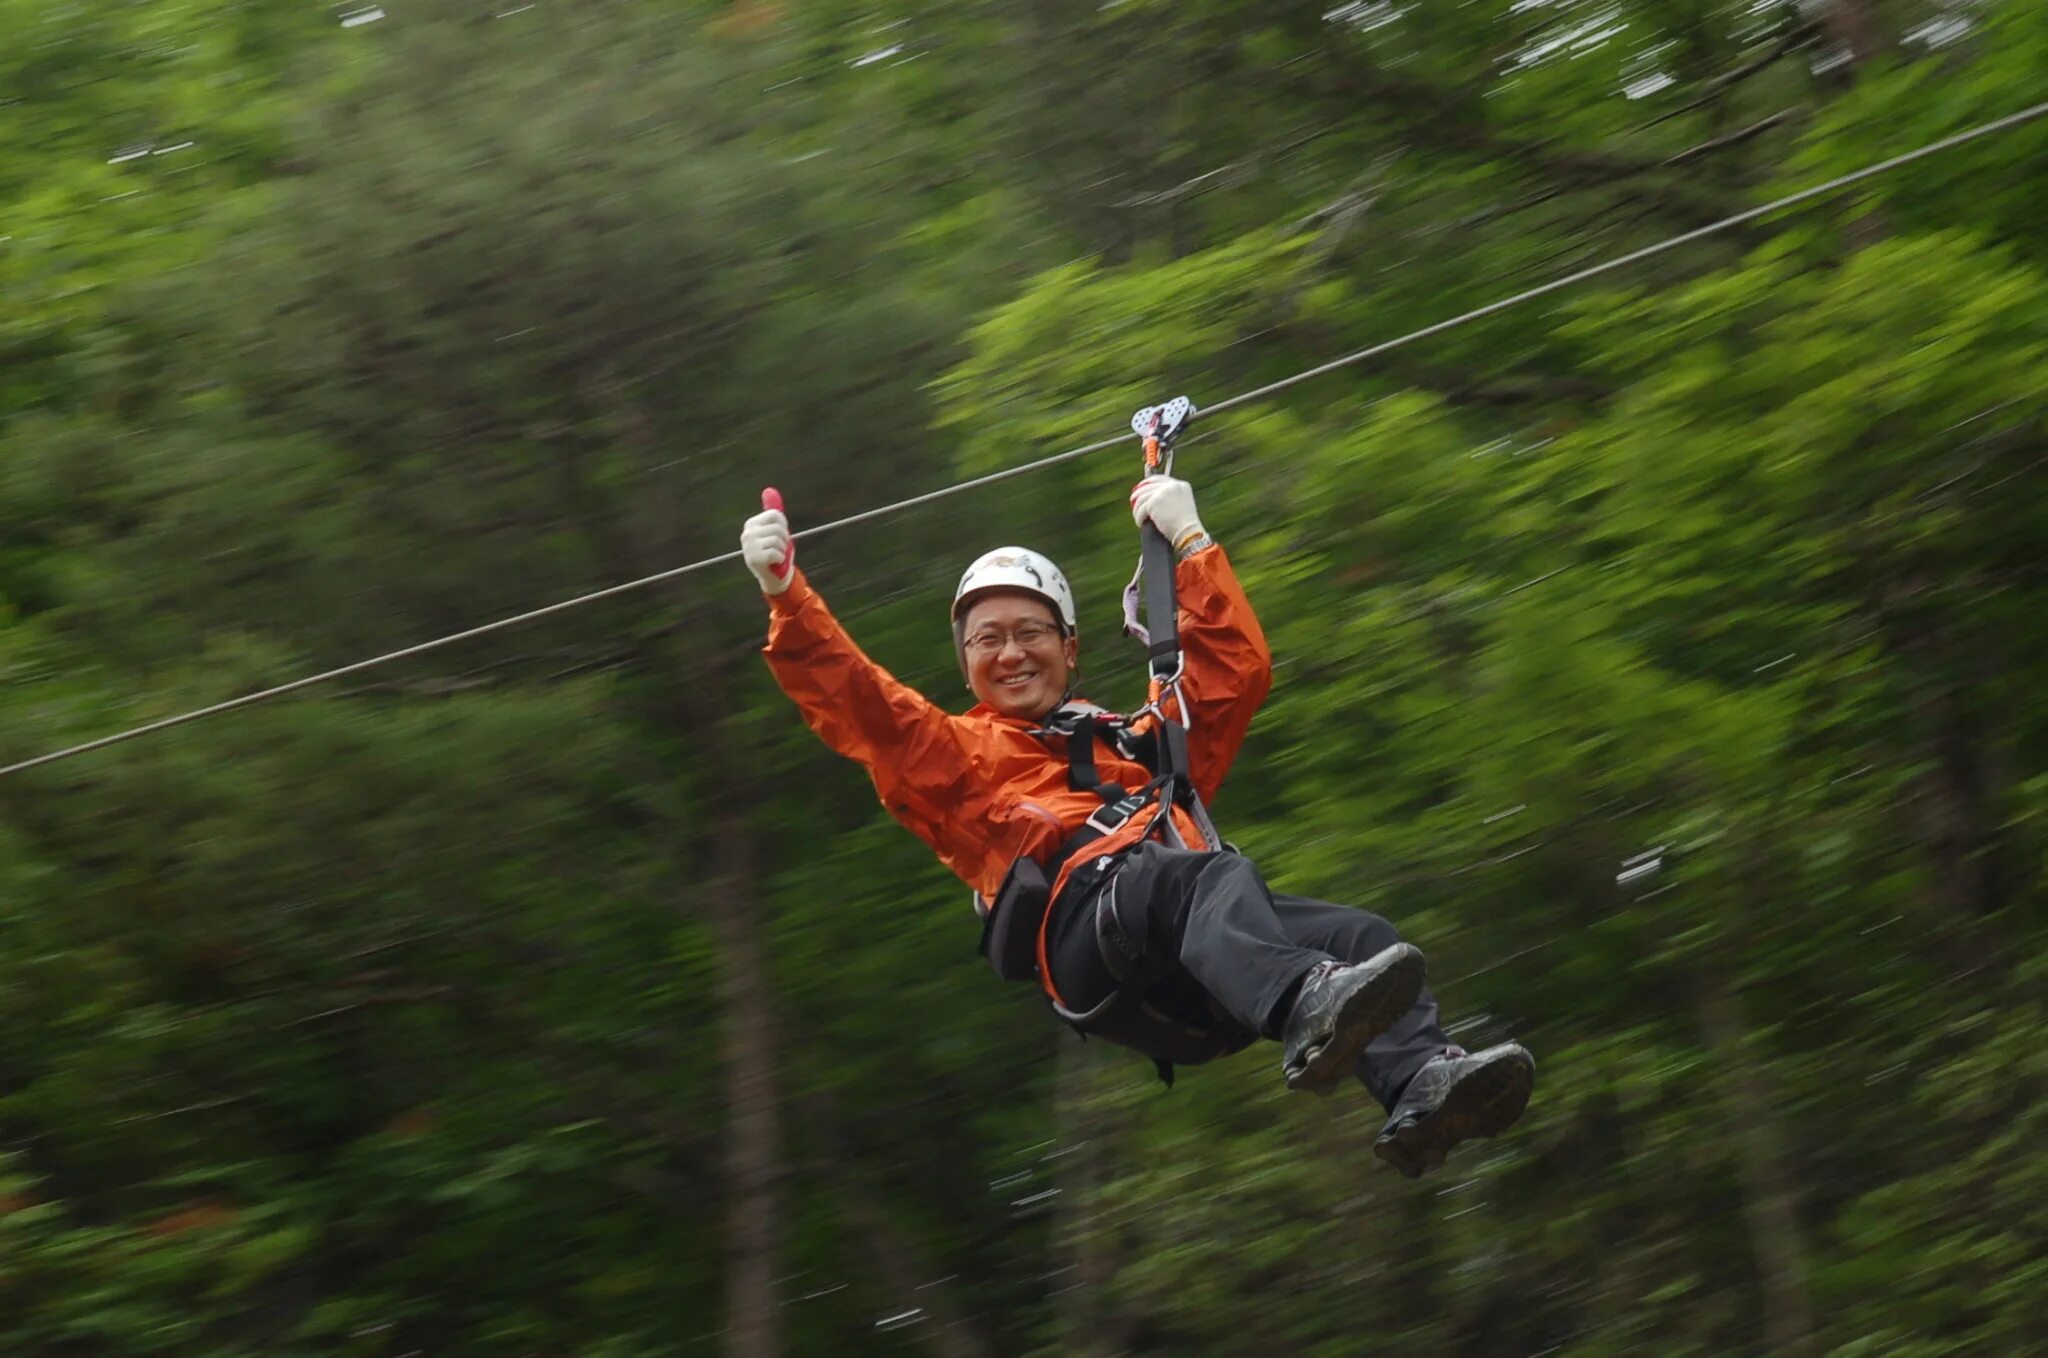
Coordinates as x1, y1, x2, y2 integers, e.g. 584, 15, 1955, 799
5, 99, 2045, 780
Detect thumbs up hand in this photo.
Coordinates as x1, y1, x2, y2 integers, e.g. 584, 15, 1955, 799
741, 488, 795, 596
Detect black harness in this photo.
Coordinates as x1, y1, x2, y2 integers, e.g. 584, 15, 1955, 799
973, 397, 1251, 1084
972, 701, 1165, 983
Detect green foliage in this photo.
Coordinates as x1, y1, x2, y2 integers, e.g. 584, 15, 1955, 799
2, 0, 2044, 1354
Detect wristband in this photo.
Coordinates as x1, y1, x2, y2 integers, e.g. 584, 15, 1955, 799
1174, 531, 1214, 562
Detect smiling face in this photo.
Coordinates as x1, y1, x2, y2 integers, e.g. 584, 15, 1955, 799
959, 590, 1078, 720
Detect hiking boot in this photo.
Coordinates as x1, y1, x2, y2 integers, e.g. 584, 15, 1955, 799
1372, 1042, 1535, 1178
1280, 944, 1426, 1094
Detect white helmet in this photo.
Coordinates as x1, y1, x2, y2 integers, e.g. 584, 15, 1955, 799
952, 546, 1076, 633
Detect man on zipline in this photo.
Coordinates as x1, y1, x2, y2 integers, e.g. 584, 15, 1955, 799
738, 474, 1532, 1177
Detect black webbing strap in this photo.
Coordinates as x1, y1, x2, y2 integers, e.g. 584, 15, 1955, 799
1062, 713, 1128, 804
1139, 523, 1182, 683
1137, 519, 1224, 849
1137, 519, 1195, 807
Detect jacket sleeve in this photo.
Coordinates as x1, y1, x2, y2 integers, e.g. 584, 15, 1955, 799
760, 571, 977, 835
1164, 543, 1273, 803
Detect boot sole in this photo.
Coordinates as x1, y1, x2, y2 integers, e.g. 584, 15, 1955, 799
1373, 1044, 1534, 1178
1284, 944, 1426, 1095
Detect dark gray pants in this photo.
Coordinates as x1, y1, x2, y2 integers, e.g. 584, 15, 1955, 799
1047, 842, 1450, 1108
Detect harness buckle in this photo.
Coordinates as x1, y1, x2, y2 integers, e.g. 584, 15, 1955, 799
1085, 791, 1150, 837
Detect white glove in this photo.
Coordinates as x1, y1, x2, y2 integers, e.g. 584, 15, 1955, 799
1129, 476, 1207, 551
740, 508, 794, 596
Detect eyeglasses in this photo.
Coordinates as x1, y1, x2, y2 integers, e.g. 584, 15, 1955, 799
962, 621, 1064, 656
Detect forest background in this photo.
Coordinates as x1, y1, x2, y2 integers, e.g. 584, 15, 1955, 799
1, 1, 2043, 1354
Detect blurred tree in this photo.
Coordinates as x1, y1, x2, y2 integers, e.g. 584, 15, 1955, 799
0, 0, 2043, 1353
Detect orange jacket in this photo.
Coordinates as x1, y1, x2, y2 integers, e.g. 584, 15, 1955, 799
761, 544, 1273, 908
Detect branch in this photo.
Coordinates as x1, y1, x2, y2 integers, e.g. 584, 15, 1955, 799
1318, 47, 1795, 234
279, 985, 458, 1027
1110, 123, 1341, 209
1273, 320, 1611, 408
1316, 56, 1669, 180
1294, 150, 1405, 239
1452, 166, 1753, 236
1634, 20, 1823, 132
1449, 104, 1795, 239
1660, 109, 1798, 168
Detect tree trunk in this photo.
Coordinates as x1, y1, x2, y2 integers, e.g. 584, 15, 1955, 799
1053, 1038, 1126, 1358
1697, 973, 1815, 1357
708, 806, 785, 1358
804, 1088, 1000, 1358
1882, 582, 2013, 968
568, 408, 793, 1358
836, 1174, 1000, 1358
1920, 685, 2007, 919
1825, 0, 1881, 67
